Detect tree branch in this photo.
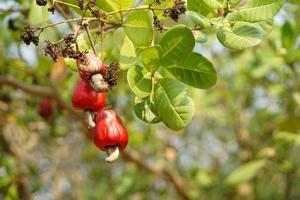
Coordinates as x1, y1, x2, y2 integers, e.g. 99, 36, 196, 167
0, 75, 80, 117
122, 151, 191, 200
0, 74, 191, 200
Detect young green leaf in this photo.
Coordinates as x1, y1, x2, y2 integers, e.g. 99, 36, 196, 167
159, 25, 195, 66
231, 0, 285, 22
97, 0, 135, 12
217, 23, 263, 50
124, 10, 153, 47
225, 160, 266, 185
134, 97, 161, 124
281, 21, 297, 50
127, 65, 152, 98
166, 52, 217, 89
29, 0, 51, 25
274, 131, 300, 146
187, 0, 210, 15
187, 11, 211, 29
119, 36, 136, 70
140, 45, 162, 74
154, 78, 194, 131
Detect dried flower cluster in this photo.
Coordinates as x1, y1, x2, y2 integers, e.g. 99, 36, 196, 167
20, 25, 39, 46
77, 0, 106, 19
77, 0, 95, 10
163, 0, 186, 21
153, 16, 163, 32
77, 0, 84, 10
91, 9, 106, 19
36, 0, 47, 6
105, 62, 120, 89
48, 6, 55, 14
44, 34, 87, 63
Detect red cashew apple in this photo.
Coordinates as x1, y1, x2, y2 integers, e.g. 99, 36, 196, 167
38, 97, 53, 118
72, 79, 106, 128
93, 109, 128, 163
77, 52, 108, 92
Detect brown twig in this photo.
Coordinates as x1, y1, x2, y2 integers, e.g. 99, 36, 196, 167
0, 75, 80, 117
122, 151, 191, 200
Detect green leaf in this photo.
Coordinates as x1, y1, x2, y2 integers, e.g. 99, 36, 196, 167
166, 52, 217, 89
97, 0, 135, 11
225, 160, 266, 185
140, 45, 162, 73
159, 25, 195, 66
187, 11, 211, 29
127, 65, 152, 98
64, 58, 78, 72
194, 31, 208, 43
124, 10, 153, 47
28, 0, 51, 25
134, 97, 161, 123
119, 36, 136, 70
154, 78, 194, 130
233, 0, 285, 22
230, 0, 242, 8
202, 0, 222, 9
187, 0, 210, 15
251, 20, 274, 35
230, 20, 273, 36
281, 21, 297, 50
274, 131, 300, 146
217, 23, 263, 50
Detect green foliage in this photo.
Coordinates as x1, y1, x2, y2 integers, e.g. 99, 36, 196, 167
166, 52, 217, 89
159, 25, 195, 66
124, 10, 153, 47
28, 0, 51, 25
134, 97, 161, 123
230, 0, 285, 22
217, 22, 263, 50
2, 0, 300, 199
154, 78, 194, 130
225, 160, 266, 185
140, 46, 162, 74
127, 65, 152, 98
187, 11, 211, 29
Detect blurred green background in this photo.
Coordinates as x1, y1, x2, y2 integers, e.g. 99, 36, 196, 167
1, 0, 300, 199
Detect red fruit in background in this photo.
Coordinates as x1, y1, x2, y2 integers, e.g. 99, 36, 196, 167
38, 97, 53, 118
77, 52, 106, 81
93, 109, 128, 151
72, 79, 106, 111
